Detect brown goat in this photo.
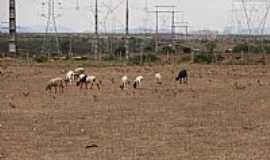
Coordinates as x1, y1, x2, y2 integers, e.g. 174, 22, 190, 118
45, 77, 64, 94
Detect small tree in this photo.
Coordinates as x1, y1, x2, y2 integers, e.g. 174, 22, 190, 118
206, 41, 217, 54
206, 41, 217, 63
161, 44, 176, 64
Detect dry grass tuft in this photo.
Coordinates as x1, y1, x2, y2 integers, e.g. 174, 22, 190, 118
92, 95, 98, 102
8, 101, 17, 109
233, 82, 246, 90
22, 90, 30, 97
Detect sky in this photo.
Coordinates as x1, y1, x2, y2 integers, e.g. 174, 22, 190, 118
0, 0, 232, 33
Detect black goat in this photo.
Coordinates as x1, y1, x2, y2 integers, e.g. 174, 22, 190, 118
176, 69, 188, 84
76, 74, 87, 88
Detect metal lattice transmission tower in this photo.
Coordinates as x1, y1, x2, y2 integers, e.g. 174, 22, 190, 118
150, 5, 182, 53
231, 0, 270, 35
41, 0, 63, 56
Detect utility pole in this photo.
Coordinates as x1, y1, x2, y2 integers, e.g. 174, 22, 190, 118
94, 0, 99, 61
171, 8, 175, 39
141, 0, 149, 64
125, 0, 129, 60
68, 35, 73, 58
185, 24, 188, 40
155, 6, 159, 54
9, 0, 17, 55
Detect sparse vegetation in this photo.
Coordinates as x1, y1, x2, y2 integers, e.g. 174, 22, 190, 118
1, 62, 270, 160
232, 43, 270, 54
194, 53, 214, 64
128, 54, 160, 65
33, 55, 48, 63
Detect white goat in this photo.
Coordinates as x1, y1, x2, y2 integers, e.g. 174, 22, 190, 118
120, 75, 130, 90
74, 67, 85, 74
46, 77, 64, 94
133, 76, 144, 89
74, 67, 85, 80
155, 73, 162, 84
64, 70, 75, 85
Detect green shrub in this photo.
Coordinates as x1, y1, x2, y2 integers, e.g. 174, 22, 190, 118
206, 41, 217, 54
232, 43, 266, 53
0, 38, 8, 53
160, 46, 176, 54
33, 55, 48, 63
233, 44, 247, 53
103, 54, 116, 61
128, 54, 160, 65
177, 55, 191, 64
194, 53, 213, 64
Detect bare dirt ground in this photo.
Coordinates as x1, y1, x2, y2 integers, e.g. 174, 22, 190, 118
1, 62, 270, 160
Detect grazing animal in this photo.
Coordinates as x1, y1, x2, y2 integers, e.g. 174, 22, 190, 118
76, 74, 88, 89
77, 74, 100, 90
176, 69, 188, 84
155, 73, 162, 84
74, 67, 85, 80
133, 76, 144, 89
74, 67, 85, 74
46, 77, 65, 94
64, 70, 75, 86
120, 75, 130, 90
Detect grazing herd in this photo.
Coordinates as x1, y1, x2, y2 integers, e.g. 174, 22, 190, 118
46, 67, 188, 94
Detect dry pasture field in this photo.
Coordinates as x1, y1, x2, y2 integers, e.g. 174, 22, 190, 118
1, 63, 270, 160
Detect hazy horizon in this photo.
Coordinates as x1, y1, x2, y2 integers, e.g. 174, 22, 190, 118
0, 0, 235, 33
